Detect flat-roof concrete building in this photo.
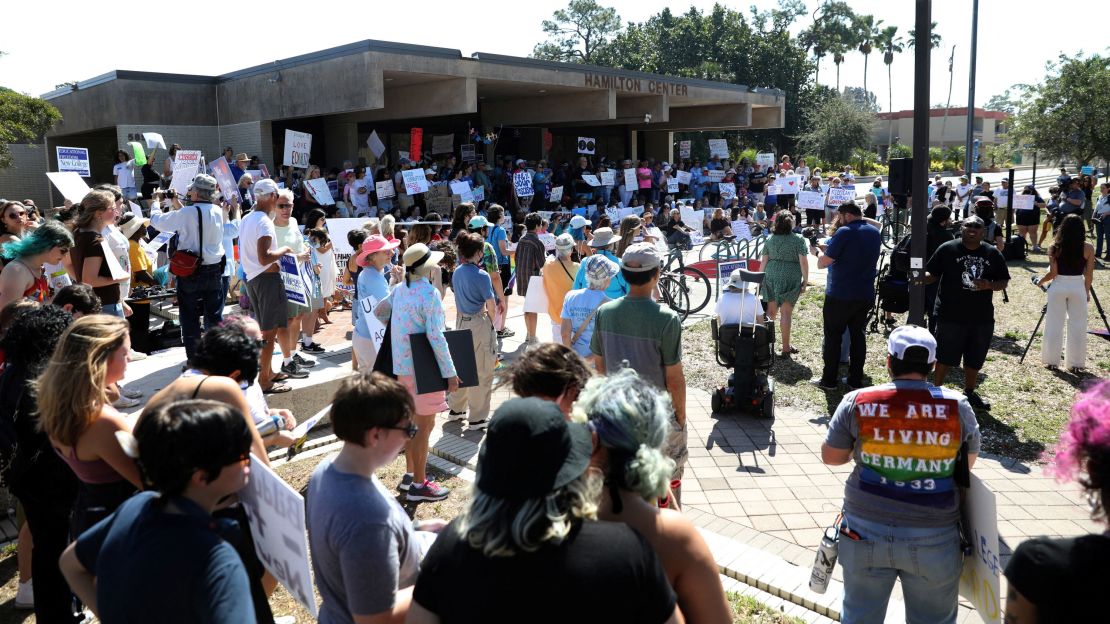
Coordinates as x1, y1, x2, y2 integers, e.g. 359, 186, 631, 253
874, 107, 1009, 154
5, 39, 785, 206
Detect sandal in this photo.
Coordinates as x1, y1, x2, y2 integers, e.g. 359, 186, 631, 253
263, 382, 292, 394
272, 372, 291, 382
782, 346, 799, 355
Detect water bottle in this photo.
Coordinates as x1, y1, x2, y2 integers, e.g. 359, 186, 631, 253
809, 526, 839, 594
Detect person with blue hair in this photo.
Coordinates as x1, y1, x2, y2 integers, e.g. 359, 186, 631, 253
0, 220, 73, 310
579, 369, 730, 624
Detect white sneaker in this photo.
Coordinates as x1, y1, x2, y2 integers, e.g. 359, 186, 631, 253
121, 386, 144, 399
128, 349, 148, 361
112, 396, 142, 409
14, 580, 32, 609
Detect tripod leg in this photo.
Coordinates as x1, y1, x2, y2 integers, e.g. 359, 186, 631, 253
1020, 305, 1048, 364
1090, 288, 1110, 333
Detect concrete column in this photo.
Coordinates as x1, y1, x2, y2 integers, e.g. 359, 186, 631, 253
644, 131, 673, 163
325, 122, 359, 169
628, 130, 638, 162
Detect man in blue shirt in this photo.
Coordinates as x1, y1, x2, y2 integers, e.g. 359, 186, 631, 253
447, 232, 498, 428
813, 201, 881, 390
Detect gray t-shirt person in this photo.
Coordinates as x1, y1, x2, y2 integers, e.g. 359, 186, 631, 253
307, 459, 420, 623
825, 379, 981, 527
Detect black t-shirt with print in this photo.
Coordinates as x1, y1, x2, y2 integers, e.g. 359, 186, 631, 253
926, 238, 1010, 322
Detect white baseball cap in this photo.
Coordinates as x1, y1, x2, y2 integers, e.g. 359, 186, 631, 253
887, 325, 937, 364
253, 178, 279, 196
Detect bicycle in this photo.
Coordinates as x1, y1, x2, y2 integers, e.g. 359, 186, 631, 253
660, 246, 712, 316
698, 235, 744, 262
879, 207, 909, 249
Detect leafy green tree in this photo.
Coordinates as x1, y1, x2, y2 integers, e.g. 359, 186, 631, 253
888, 142, 912, 160
842, 87, 880, 113
796, 94, 875, 167
854, 14, 883, 94
531, 0, 622, 64
1009, 54, 1110, 166
0, 87, 62, 169
984, 86, 1028, 114
875, 25, 903, 148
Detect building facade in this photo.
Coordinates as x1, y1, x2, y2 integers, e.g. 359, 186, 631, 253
874, 107, 1008, 153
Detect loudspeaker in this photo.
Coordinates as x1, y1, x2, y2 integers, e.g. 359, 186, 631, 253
888, 158, 912, 196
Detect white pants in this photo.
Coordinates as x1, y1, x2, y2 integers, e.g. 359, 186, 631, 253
1041, 274, 1087, 368
551, 322, 563, 344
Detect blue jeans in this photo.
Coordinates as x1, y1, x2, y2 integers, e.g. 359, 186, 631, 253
839, 513, 962, 624
102, 303, 124, 318
1095, 216, 1110, 258
176, 264, 225, 359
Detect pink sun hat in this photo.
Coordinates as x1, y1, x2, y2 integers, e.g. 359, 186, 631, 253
355, 235, 401, 267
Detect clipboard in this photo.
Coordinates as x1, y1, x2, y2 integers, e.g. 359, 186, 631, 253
410, 329, 479, 394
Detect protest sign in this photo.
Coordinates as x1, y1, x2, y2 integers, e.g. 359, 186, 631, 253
1013, 194, 1035, 211
797, 190, 825, 210
708, 139, 728, 159
707, 170, 726, 183
304, 178, 335, 205
246, 169, 264, 184
128, 142, 147, 167
679, 140, 691, 158
402, 169, 430, 195
513, 171, 534, 197
826, 187, 855, 206
548, 186, 563, 204
680, 207, 702, 230
667, 178, 679, 194
279, 256, 310, 305
449, 180, 472, 197
375, 180, 395, 199
101, 239, 129, 281
143, 231, 175, 254
357, 294, 388, 350
209, 157, 239, 203
731, 221, 752, 241
766, 184, 787, 195
756, 152, 775, 168
143, 132, 167, 150
366, 130, 386, 158
409, 128, 423, 157
128, 201, 144, 219
623, 168, 637, 189
170, 150, 202, 196
571, 207, 587, 218
290, 405, 330, 440
326, 218, 370, 276
719, 184, 736, 200
538, 232, 557, 251
460, 144, 476, 163
718, 260, 748, 281
776, 175, 802, 194
56, 147, 90, 177
676, 170, 692, 185
581, 174, 601, 187
471, 186, 485, 203
1081, 165, 1095, 175
599, 171, 615, 186
239, 455, 317, 617
577, 137, 596, 154
431, 134, 453, 155
606, 207, 641, 224
398, 151, 410, 162
959, 475, 1002, 624
283, 130, 312, 168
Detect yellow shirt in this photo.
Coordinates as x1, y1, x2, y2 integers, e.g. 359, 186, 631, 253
128, 240, 153, 276
541, 257, 579, 322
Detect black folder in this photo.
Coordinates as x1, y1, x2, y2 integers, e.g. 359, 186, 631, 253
410, 329, 479, 394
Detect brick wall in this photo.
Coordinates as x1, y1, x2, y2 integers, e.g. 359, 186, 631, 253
0, 143, 52, 208
115, 121, 275, 172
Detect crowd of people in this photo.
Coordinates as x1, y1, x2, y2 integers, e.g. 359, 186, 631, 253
0, 141, 1105, 623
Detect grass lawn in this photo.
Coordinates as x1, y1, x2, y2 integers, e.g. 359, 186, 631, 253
683, 254, 1110, 462
728, 593, 806, 623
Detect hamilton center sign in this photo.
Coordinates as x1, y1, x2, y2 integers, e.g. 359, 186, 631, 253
584, 73, 689, 96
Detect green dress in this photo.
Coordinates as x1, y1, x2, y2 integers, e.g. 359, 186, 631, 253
761, 233, 807, 304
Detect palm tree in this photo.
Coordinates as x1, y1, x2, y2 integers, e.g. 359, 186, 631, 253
854, 14, 883, 94
907, 21, 942, 50
876, 25, 903, 153
832, 39, 848, 91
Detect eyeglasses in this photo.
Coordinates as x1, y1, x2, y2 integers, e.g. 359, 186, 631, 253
277, 203, 293, 208
382, 422, 419, 439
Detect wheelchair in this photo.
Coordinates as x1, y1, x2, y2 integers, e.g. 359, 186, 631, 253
867, 250, 910, 335
709, 269, 776, 418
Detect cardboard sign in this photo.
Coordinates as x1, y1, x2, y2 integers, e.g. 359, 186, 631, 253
577, 137, 596, 154
599, 171, 615, 186
410, 128, 423, 157
366, 130, 386, 158
679, 140, 691, 158
246, 169, 264, 183
283, 130, 312, 168
431, 134, 453, 155
1013, 194, 1036, 211
375, 180, 395, 199
676, 170, 692, 185
537, 232, 557, 251
775, 175, 802, 195
143, 231, 175, 254
680, 207, 702, 230
56, 147, 90, 177
279, 255, 310, 305
513, 171, 534, 197
411, 329, 479, 393
756, 152, 775, 168
731, 221, 752, 241
708, 139, 728, 159
170, 150, 202, 196
798, 190, 825, 210
581, 174, 601, 187
209, 157, 239, 203
959, 475, 1002, 624
357, 294, 388, 350
623, 168, 637, 189
826, 187, 855, 207
304, 178, 335, 205
239, 455, 317, 618
460, 144, 476, 163
143, 132, 167, 150
548, 186, 563, 204
719, 184, 736, 200
707, 170, 726, 183
667, 178, 679, 194
402, 169, 430, 195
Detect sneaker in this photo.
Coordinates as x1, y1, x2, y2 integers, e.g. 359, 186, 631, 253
292, 353, 318, 368
497, 328, 516, 338
468, 419, 491, 430
280, 361, 310, 379
965, 389, 991, 411
14, 580, 32, 610
398, 473, 414, 491
812, 378, 838, 391
128, 349, 148, 361
447, 410, 468, 422
407, 479, 450, 502
524, 335, 539, 345
301, 342, 326, 354
111, 396, 141, 409
121, 387, 144, 399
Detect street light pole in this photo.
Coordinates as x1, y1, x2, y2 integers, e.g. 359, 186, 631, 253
963, 0, 979, 179
909, 0, 932, 327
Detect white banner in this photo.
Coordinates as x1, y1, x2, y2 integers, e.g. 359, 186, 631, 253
707, 170, 725, 183
283, 130, 312, 168
958, 475, 1002, 624
756, 152, 775, 168
460, 144, 476, 163
708, 139, 728, 159
431, 134, 453, 155
623, 168, 637, 190
1013, 194, 1035, 211
731, 221, 752, 241
577, 137, 596, 154
675, 170, 692, 185
513, 171, 534, 197
325, 218, 369, 277
366, 130, 386, 158
56, 147, 90, 177
548, 186, 563, 204
46, 171, 91, 203
680, 207, 702, 231
375, 180, 395, 199
449, 181, 473, 203
826, 187, 855, 207
402, 169, 430, 195
141, 132, 166, 151
797, 190, 825, 210
581, 174, 601, 187
239, 455, 318, 618
304, 178, 335, 205
170, 150, 202, 196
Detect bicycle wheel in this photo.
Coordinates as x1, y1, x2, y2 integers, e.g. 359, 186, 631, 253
658, 275, 690, 320
881, 219, 909, 249
677, 265, 712, 314
698, 240, 720, 262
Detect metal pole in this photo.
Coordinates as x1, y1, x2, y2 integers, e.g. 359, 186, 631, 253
963, 0, 979, 179
1006, 167, 1015, 240
1032, 152, 1038, 187
909, 0, 932, 327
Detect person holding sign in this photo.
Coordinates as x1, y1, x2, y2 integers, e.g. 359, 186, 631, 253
0, 220, 72, 310
821, 326, 980, 624
60, 400, 257, 624
352, 235, 402, 371
113, 149, 148, 202
445, 232, 498, 430
274, 190, 321, 378
70, 191, 130, 317
1014, 185, 1047, 252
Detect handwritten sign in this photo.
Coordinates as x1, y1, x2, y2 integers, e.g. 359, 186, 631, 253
667, 178, 679, 194
766, 184, 786, 195
357, 294, 388, 350
538, 232, 557, 251
679, 140, 691, 158
366, 130, 385, 158
431, 134, 453, 155
826, 188, 855, 207
283, 130, 312, 168
513, 171, 534, 197
599, 171, 615, 186
56, 147, 90, 177
170, 150, 202, 196
731, 221, 752, 241
1013, 194, 1035, 211
756, 152, 775, 168
707, 170, 726, 183
548, 186, 563, 204
959, 475, 1001, 624
471, 186, 485, 203
676, 170, 692, 185
209, 157, 239, 203
402, 169, 430, 195
680, 207, 702, 231
798, 191, 825, 210
581, 174, 601, 187
719, 184, 736, 200
239, 455, 317, 617
620, 168, 635, 190
776, 175, 802, 194
577, 137, 596, 154
708, 139, 728, 159
375, 180, 395, 199
304, 178, 335, 205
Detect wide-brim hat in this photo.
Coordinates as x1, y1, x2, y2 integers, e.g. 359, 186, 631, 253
355, 235, 401, 267
120, 216, 149, 239
234, 153, 250, 163
475, 398, 593, 500
403, 243, 444, 274
588, 227, 615, 248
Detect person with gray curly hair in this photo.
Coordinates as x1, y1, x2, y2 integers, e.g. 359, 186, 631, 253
579, 369, 730, 624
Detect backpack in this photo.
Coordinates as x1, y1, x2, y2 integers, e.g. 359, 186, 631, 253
892, 233, 912, 274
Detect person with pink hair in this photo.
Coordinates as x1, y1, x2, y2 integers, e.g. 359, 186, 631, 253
1003, 381, 1110, 622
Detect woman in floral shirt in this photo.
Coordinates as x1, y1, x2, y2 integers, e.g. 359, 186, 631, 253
375, 242, 458, 502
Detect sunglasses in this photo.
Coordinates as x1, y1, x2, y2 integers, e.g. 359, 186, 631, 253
277, 203, 294, 208
7, 211, 25, 219
383, 422, 419, 439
